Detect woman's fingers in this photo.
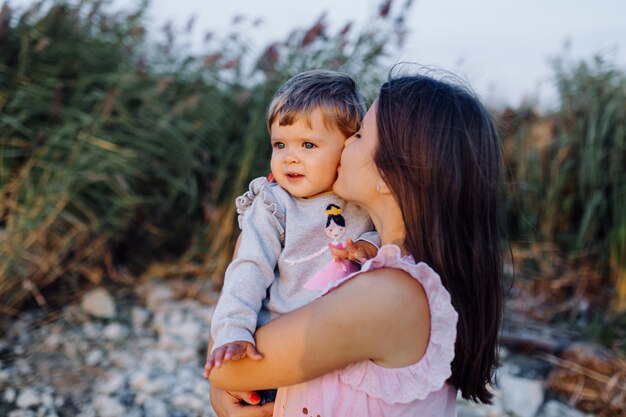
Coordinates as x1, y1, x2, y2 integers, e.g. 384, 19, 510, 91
210, 386, 274, 417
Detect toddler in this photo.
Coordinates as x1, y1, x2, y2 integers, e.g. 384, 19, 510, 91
205, 71, 379, 381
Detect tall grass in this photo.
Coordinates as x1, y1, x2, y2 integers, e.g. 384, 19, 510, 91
504, 55, 626, 313
0, 0, 411, 312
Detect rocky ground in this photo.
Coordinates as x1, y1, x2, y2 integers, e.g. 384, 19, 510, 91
0, 280, 596, 417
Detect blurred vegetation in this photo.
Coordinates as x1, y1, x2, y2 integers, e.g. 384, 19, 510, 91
0, 0, 410, 313
501, 55, 626, 346
0, 0, 624, 346
2, 2, 624, 410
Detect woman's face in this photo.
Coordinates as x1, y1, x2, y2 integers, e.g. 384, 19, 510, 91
333, 101, 382, 206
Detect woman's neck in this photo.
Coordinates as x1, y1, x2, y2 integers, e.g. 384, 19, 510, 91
369, 201, 407, 253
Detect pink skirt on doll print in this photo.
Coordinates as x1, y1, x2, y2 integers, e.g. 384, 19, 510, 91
303, 242, 359, 291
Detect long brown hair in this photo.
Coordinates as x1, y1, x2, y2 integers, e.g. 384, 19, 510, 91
375, 73, 503, 403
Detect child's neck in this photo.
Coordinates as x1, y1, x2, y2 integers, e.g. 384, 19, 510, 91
302, 189, 334, 199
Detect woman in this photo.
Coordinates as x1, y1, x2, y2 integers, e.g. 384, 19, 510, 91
207, 71, 503, 416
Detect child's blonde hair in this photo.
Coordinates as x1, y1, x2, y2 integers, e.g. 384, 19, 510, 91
267, 70, 366, 138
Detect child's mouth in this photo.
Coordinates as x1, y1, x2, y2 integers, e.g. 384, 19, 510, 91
286, 173, 304, 182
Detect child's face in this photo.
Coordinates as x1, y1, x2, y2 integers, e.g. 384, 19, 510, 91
270, 108, 345, 198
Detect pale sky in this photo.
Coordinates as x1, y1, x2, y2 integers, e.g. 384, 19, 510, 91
10, 0, 626, 109
146, 0, 625, 109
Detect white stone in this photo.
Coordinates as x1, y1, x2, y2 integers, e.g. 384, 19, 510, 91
8, 410, 35, 417
131, 307, 150, 332
76, 404, 96, 417
0, 369, 10, 382
144, 350, 177, 373
174, 321, 201, 342
171, 393, 205, 413
86, 349, 105, 366
156, 334, 179, 350
129, 371, 149, 391
43, 333, 62, 349
143, 398, 169, 417
96, 372, 126, 394
4, 387, 17, 402
17, 388, 41, 409
93, 395, 126, 417
15, 359, 32, 376
108, 351, 135, 368
103, 323, 128, 341
175, 347, 197, 362
537, 400, 587, 417
81, 288, 116, 318
194, 378, 211, 396
40, 392, 54, 408
498, 372, 543, 417
82, 323, 102, 339
145, 285, 175, 311
143, 376, 169, 394
133, 392, 148, 406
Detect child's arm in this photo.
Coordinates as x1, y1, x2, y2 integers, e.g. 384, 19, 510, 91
209, 184, 285, 366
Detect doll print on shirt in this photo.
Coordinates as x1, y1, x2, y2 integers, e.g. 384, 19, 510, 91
292, 203, 360, 291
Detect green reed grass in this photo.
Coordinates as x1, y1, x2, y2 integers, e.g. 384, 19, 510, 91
0, 0, 409, 311
505, 55, 626, 313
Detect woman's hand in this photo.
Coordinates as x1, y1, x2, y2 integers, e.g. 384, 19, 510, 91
210, 386, 273, 417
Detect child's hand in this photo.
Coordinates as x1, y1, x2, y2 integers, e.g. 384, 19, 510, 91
330, 238, 377, 264
204, 341, 263, 378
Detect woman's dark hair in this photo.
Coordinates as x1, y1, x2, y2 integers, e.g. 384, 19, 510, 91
375, 72, 503, 403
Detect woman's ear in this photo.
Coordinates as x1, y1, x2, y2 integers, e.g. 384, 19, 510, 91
376, 181, 392, 194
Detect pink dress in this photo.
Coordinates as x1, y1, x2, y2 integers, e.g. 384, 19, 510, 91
303, 242, 359, 291
273, 245, 459, 417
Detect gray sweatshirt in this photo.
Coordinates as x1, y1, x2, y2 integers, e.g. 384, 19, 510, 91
211, 177, 378, 351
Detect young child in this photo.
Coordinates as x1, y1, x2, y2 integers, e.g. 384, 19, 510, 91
205, 70, 379, 378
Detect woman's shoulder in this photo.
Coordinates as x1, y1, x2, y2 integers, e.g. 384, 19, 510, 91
321, 245, 451, 305
329, 245, 459, 403
344, 267, 427, 310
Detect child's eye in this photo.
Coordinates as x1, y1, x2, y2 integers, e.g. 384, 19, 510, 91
355, 132, 362, 139
273, 142, 285, 149
303, 142, 316, 149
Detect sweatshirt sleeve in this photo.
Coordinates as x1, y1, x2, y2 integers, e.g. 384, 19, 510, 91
210, 180, 285, 352
355, 230, 380, 249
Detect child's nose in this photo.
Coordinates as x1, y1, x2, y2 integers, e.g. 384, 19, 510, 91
284, 152, 299, 163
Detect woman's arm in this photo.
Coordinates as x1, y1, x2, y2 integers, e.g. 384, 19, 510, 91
209, 267, 430, 391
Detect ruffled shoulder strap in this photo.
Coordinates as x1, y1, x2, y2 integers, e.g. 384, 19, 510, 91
325, 245, 458, 404
235, 177, 285, 229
